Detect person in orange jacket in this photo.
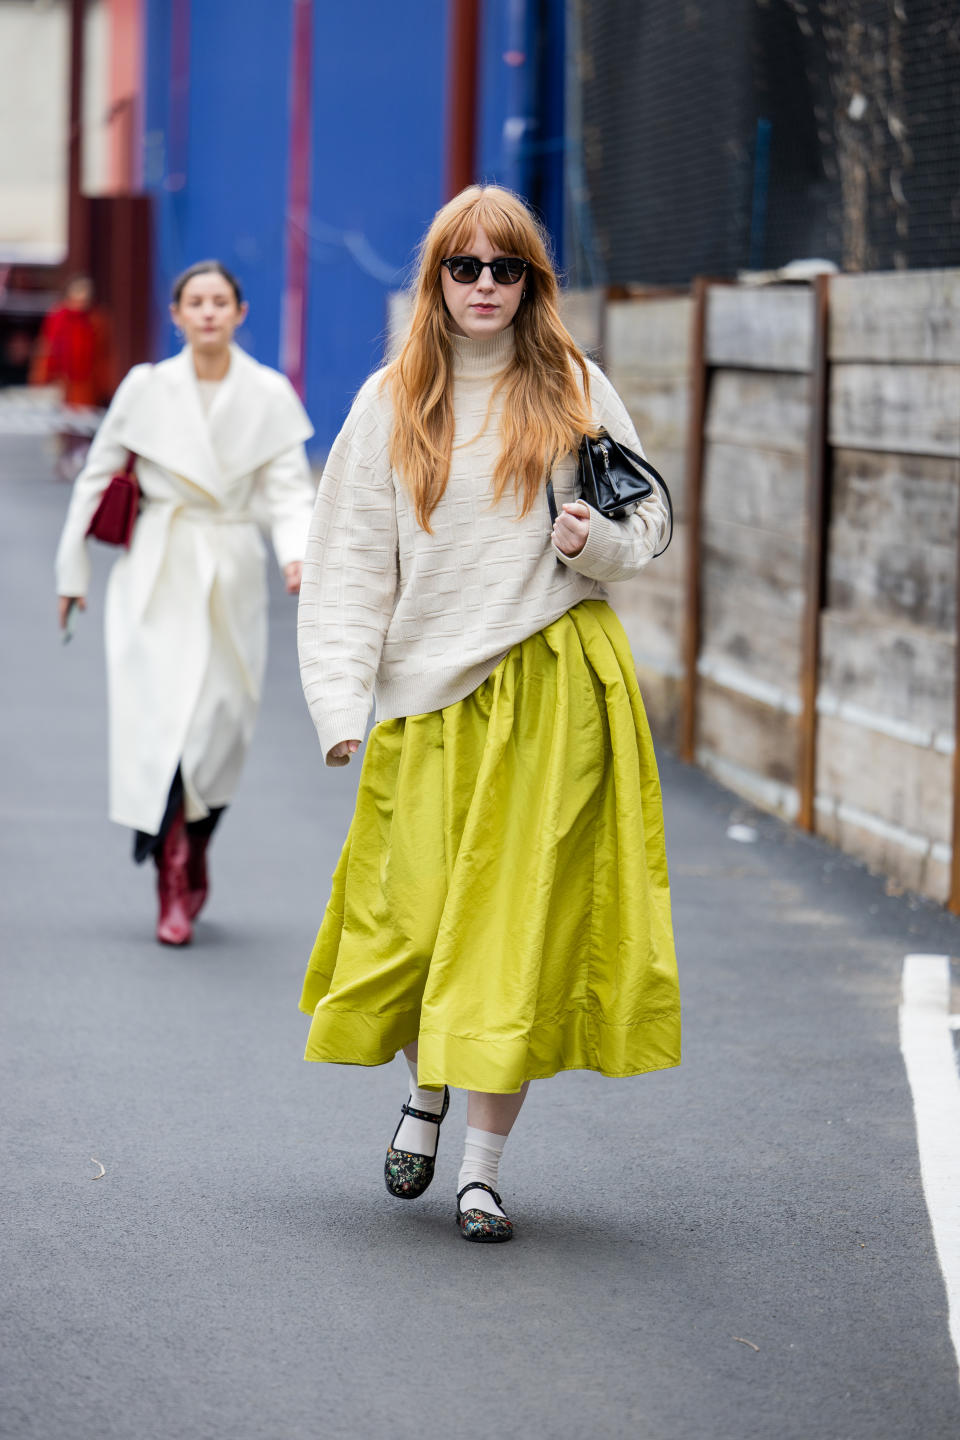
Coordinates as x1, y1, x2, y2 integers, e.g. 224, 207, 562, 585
31, 275, 115, 479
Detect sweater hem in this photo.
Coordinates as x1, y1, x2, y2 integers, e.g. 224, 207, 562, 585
374, 654, 508, 722
372, 590, 606, 720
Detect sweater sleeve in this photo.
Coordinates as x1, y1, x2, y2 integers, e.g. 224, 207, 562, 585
297, 378, 399, 766
553, 362, 670, 584
54, 365, 150, 597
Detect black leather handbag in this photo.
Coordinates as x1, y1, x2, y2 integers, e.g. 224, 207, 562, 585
546, 430, 673, 556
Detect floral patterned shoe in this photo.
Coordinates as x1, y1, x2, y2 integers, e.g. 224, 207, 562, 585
455, 1182, 514, 1243
384, 1085, 450, 1199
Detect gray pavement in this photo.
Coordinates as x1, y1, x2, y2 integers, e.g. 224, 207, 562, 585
2, 432, 960, 1440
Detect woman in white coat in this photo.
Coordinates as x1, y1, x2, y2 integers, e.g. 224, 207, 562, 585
55, 260, 316, 946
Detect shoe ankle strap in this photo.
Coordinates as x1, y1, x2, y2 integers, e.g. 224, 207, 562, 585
401, 1102, 442, 1124
457, 1180, 503, 1208
401, 1084, 449, 1126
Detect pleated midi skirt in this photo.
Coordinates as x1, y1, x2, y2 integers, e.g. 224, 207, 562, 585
299, 599, 680, 1093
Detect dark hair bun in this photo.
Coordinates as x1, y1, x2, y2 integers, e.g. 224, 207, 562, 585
172, 260, 244, 306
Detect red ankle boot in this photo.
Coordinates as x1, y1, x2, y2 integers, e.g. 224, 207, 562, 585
185, 830, 210, 921
155, 810, 193, 946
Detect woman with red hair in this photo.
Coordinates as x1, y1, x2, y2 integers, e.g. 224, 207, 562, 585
298, 186, 681, 1244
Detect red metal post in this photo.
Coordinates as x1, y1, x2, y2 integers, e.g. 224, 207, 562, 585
445, 0, 481, 198
281, 0, 313, 398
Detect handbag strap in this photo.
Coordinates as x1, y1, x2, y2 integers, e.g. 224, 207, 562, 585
653, 482, 673, 557
123, 451, 137, 476
545, 476, 558, 524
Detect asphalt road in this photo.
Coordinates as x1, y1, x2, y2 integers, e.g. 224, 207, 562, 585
2, 433, 959, 1440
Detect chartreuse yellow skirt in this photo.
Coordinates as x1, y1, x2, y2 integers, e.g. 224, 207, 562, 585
299, 599, 680, 1093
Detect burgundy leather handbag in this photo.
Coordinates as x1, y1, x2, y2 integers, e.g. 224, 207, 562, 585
86, 452, 140, 548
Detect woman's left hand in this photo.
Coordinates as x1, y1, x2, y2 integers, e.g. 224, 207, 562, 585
283, 561, 303, 594
552, 501, 590, 557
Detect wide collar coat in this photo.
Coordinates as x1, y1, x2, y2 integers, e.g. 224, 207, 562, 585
55, 345, 316, 835
117, 343, 313, 501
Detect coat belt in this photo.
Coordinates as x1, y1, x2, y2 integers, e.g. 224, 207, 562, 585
178, 509, 255, 525
143, 502, 255, 525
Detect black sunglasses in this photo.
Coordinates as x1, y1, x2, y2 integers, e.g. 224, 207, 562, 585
441, 255, 529, 285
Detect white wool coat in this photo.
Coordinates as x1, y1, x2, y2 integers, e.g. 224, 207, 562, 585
55, 344, 315, 835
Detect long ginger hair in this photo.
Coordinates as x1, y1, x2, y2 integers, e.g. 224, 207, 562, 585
385, 186, 598, 532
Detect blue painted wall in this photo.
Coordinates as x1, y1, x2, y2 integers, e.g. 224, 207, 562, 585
476, 1, 566, 271
476, 0, 538, 197
144, 0, 293, 373
143, 0, 448, 450
142, 2, 562, 451
304, 4, 449, 443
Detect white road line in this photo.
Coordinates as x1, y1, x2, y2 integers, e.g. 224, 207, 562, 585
900, 953, 960, 1384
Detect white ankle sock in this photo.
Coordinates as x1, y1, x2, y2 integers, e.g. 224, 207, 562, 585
457, 1126, 508, 1217
391, 1054, 446, 1157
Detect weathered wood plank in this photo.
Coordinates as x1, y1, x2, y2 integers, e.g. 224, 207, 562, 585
696, 679, 799, 786
816, 712, 952, 844
606, 297, 694, 377
700, 564, 805, 692
827, 450, 958, 630
611, 374, 690, 452
610, 515, 687, 596
611, 376, 690, 516
830, 269, 960, 365
706, 285, 814, 372
827, 531, 956, 631
637, 445, 689, 521
830, 363, 960, 458
818, 611, 955, 736
559, 288, 605, 358
815, 802, 949, 903
827, 449, 958, 629
703, 442, 807, 531
705, 370, 812, 453
830, 449, 960, 540
609, 533, 688, 667
610, 580, 684, 671
703, 516, 806, 589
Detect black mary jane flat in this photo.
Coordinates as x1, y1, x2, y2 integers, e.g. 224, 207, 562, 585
455, 1181, 514, 1243
384, 1085, 450, 1199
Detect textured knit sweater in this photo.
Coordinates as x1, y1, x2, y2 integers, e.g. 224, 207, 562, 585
297, 326, 668, 764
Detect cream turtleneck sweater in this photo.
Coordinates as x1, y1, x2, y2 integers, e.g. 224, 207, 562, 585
298, 326, 668, 764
